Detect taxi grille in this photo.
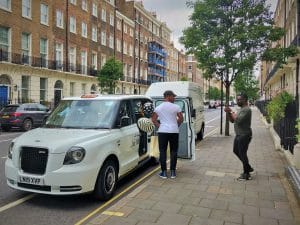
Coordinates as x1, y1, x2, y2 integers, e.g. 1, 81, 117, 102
20, 147, 48, 175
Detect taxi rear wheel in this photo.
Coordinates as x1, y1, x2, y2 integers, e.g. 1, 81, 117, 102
93, 160, 117, 201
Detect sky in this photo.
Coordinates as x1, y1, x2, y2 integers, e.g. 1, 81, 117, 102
142, 0, 278, 51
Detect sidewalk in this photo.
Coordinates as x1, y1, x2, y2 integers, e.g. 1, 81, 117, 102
86, 108, 300, 225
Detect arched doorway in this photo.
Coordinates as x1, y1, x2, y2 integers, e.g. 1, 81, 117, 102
54, 80, 63, 107
0, 74, 12, 107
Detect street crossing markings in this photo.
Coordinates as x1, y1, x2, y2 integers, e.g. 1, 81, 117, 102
0, 139, 13, 143
0, 194, 36, 213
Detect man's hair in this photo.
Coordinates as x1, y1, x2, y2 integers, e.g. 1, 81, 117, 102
237, 93, 248, 101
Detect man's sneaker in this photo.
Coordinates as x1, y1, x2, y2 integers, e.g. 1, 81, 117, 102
237, 173, 252, 181
249, 167, 255, 174
159, 171, 167, 179
170, 170, 176, 179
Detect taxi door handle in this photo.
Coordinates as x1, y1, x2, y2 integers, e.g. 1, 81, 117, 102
116, 140, 120, 146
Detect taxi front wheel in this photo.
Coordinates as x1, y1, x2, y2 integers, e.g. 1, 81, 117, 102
93, 160, 117, 201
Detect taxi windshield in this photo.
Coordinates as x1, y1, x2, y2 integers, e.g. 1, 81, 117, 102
45, 100, 118, 129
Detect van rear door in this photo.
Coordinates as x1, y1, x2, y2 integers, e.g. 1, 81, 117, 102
152, 98, 195, 160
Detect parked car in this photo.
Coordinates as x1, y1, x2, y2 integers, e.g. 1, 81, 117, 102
0, 103, 50, 131
208, 101, 217, 109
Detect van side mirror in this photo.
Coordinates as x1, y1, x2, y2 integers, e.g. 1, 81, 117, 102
191, 109, 196, 118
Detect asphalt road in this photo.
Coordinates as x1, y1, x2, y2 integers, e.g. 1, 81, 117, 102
0, 108, 223, 225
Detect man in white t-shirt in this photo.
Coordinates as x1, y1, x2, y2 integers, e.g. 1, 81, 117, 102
151, 90, 183, 179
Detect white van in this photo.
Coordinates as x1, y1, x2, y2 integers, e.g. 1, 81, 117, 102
5, 94, 157, 200
145, 81, 205, 160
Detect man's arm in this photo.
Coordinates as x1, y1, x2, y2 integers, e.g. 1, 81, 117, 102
177, 112, 183, 126
224, 106, 236, 123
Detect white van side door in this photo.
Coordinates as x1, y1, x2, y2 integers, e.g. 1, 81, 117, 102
152, 98, 195, 160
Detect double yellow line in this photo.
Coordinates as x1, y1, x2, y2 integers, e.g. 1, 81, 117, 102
74, 165, 160, 225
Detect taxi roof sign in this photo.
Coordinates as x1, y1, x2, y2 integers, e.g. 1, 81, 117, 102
80, 94, 100, 98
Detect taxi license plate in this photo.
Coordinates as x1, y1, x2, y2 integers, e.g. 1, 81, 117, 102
2, 115, 9, 119
19, 176, 44, 185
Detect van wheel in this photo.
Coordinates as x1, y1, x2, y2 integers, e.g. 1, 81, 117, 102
22, 119, 33, 131
197, 126, 204, 141
93, 160, 117, 201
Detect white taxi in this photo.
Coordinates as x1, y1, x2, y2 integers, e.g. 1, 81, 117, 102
5, 94, 154, 200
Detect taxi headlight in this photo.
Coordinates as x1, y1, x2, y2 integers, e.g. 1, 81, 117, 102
63, 147, 86, 165
8, 142, 14, 159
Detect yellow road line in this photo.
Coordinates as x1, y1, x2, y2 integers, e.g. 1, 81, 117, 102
74, 165, 160, 225
0, 194, 36, 213
101, 211, 124, 217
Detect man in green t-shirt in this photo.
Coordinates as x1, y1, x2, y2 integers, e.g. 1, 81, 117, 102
224, 93, 253, 181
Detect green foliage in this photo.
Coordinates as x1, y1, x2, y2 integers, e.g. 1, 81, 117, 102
295, 119, 300, 142
266, 91, 294, 122
234, 72, 259, 101
180, 76, 188, 81
206, 87, 223, 100
97, 58, 123, 94
180, 0, 297, 135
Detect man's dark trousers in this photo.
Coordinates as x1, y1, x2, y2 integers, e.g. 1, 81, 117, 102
233, 134, 252, 174
158, 133, 179, 171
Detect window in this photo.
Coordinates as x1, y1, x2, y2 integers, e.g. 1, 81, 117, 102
81, 22, 87, 38
92, 3, 97, 17
117, 20, 121, 30
40, 38, 48, 67
129, 45, 133, 57
110, 13, 114, 26
116, 39, 121, 52
70, 16, 76, 33
101, 31, 106, 46
70, 82, 75, 96
56, 10, 63, 28
123, 42, 127, 55
55, 43, 63, 70
21, 76, 30, 103
0, 26, 10, 61
70, 0, 76, 5
21, 33, 31, 64
124, 24, 127, 33
0, 0, 11, 10
81, 50, 87, 74
129, 28, 133, 37
101, 8, 106, 22
101, 54, 106, 68
69, 47, 76, 72
91, 52, 97, 69
22, 0, 31, 18
109, 35, 114, 49
40, 4, 48, 25
92, 25, 97, 42
40, 78, 47, 103
82, 0, 87, 11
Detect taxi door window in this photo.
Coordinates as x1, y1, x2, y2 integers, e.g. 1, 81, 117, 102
117, 101, 133, 126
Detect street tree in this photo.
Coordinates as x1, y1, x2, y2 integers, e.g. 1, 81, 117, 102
207, 86, 223, 101
180, 0, 298, 135
97, 58, 123, 94
234, 71, 260, 103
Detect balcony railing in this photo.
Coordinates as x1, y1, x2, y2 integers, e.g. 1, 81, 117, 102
0, 50, 99, 77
